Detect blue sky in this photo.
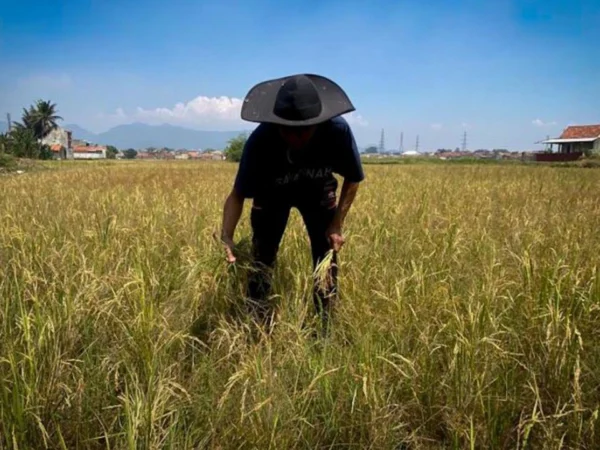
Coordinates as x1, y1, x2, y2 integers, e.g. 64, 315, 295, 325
1, 0, 599, 150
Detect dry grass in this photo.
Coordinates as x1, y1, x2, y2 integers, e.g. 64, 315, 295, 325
1, 160, 600, 449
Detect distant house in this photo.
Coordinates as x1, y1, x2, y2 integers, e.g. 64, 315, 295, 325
73, 144, 107, 159
541, 124, 600, 154
41, 127, 73, 159
401, 150, 420, 157
203, 150, 224, 160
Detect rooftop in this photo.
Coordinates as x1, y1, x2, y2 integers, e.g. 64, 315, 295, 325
73, 145, 106, 153
559, 124, 600, 140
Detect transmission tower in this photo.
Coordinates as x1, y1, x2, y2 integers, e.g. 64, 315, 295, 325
6, 113, 11, 132
379, 128, 385, 153
461, 131, 468, 152
415, 135, 420, 153
399, 132, 404, 153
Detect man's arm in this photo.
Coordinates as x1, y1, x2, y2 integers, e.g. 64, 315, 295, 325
332, 179, 359, 230
219, 128, 262, 262
326, 118, 364, 251
221, 188, 244, 263
327, 179, 359, 252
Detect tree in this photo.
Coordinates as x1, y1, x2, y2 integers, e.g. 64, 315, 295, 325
8, 127, 39, 158
0, 133, 10, 154
364, 146, 378, 154
5, 100, 63, 160
224, 133, 247, 162
106, 145, 118, 159
38, 144, 54, 160
34, 100, 62, 139
20, 100, 63, 141
122, 149, 138, 159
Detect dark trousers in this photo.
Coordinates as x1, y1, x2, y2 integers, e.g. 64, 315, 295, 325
247, 194, 338, 328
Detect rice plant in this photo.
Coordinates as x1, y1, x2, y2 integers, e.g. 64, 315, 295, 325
1, 160, 599, 449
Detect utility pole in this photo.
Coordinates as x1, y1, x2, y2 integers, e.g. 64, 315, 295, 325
379, 128, 385, 153
461, 131, 468, 152
399, 132, 404, 153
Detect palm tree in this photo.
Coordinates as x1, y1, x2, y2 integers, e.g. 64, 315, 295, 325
20, 106, 38, 135
31, 100, 63, 140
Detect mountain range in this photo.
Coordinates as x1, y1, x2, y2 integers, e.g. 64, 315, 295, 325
0, 121, 251, 150
68, 123, 251, 150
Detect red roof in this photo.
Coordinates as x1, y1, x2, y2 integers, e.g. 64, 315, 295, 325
559, 125, 600, 139
50, 144, 63, 152
73, 145, 106, 153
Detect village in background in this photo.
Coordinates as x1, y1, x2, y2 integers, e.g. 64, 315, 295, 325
2, 100, 599, 164
39, 125, 227, 161
37, 122, 600, 164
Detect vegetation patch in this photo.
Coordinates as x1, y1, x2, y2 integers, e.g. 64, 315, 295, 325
0, 153, 17, 172
1, 161, 600, 448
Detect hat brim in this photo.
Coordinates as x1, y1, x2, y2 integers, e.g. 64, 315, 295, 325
240, 74, 356, 126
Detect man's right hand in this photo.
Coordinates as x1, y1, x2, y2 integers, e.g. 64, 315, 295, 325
221, 234, 237, 264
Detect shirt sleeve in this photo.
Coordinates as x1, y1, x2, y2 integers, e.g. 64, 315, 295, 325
333, 119, 365, 183
233, 128, 262, 198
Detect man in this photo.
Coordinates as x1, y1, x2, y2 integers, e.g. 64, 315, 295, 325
220, 73, 365, 331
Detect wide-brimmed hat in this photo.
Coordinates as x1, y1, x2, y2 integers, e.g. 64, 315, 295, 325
241, 73, 355, 126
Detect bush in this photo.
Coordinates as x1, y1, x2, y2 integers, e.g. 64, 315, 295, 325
0, 152, 16, 171
224, 134, 247, 162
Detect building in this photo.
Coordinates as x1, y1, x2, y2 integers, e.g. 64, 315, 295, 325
73, 144, 107, 159
541, 124, 600, 155
41, 127, 73, 159
201, 150, 224, 160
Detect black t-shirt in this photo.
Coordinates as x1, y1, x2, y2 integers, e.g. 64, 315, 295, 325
234, 116, 365, 202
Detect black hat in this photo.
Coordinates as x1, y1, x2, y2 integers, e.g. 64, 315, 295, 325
241, 73, 355, 126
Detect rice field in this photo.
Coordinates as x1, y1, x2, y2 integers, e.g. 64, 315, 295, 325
1, 160, 600, 449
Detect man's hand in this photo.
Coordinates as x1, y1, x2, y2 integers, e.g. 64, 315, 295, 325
326, 222, 345, 252
221, 233, 237, 263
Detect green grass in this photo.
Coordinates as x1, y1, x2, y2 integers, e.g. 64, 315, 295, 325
1, 161, 600, 449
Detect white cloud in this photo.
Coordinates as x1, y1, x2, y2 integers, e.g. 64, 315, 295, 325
532, 118, 557, 127
430, 123, 443, 130
137, 96, 243, 123
461, 122, 471, 129
102, 95, 369, 129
